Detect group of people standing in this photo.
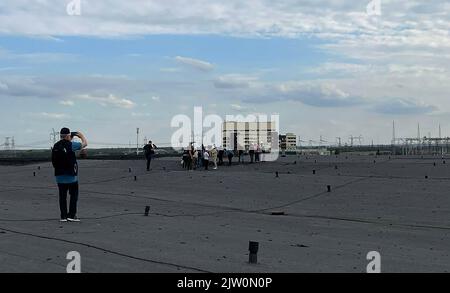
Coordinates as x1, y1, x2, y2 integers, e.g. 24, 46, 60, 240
181, 143, 264, 171
182, 144, 218, 171
142, 140, 265, 172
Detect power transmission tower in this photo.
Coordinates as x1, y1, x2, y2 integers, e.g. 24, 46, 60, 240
336, 137, 342, 147
319, 135, 328, 147
11, 137, 16, 157
4, 137, 10, 151
50, 128, 59, 146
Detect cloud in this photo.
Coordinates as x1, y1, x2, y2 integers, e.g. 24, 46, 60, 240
241, 81, 364, 107
0, 76, 61, 98
59, 100, 74, 106
32, 112, 70, 119
230, 104, 247, 112
151, 96, 160, 101
214, 74, 257, 89
77, 94, 136, 109
0, 47, 77, 63
373, 98, 437, 115
174, 56, 214, 71
307, 62, 372, 75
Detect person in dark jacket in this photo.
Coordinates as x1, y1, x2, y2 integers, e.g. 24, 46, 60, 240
143, 141, 157, 171
226, 149, 234, 166
52, 127, 88, 222
218, 148, 224, 166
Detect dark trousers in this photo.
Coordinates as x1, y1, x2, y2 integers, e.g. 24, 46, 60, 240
204, 159, 209, 170
146, 155, 153, 170
58, 182, 79, 219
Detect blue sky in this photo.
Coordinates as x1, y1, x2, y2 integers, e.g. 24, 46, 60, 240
1, 1, 450, 148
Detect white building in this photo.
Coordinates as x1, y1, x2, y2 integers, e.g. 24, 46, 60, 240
222, 121, 278, 151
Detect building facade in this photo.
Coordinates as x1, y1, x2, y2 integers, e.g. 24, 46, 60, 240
222, 121, 278, 151
279, 133, 297, 151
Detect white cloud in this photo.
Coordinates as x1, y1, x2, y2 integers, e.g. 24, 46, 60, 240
151, 96, 160, 101
230, 104, 245, 111
59, 100, 74, 106
77, 94, 136, 109
174, 56, 214, 71
33, 112, 70, 119
308, 63, 372, 75
214, 74, 258, 89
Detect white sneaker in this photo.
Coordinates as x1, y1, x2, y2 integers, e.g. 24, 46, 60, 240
67, 218, 81, 222
60, 219, 68, 222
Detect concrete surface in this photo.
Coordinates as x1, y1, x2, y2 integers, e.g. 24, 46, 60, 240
0, 155, 449, 272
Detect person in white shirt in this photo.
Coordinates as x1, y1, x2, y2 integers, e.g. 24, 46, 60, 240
203, 150, 210, 170
211, 146, 218, 170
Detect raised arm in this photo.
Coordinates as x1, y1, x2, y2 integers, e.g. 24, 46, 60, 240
75, 132, 88, 149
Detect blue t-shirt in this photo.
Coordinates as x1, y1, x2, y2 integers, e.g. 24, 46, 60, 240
55, 142, 82, 184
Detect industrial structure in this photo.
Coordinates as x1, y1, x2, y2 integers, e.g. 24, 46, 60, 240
391, 122, 450, 155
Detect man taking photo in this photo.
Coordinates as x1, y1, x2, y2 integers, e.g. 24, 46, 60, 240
52, 128, 88, 222
143, 140, 157, 171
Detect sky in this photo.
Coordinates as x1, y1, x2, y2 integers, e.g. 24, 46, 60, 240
0, 0, 450, 149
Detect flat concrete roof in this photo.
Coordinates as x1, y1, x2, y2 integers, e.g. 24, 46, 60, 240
1, 155, 449, 272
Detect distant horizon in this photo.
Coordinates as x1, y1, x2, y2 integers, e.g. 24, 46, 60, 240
1, 1, 449, 150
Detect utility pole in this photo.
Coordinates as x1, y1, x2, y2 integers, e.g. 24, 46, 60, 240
392, 120, 396, 145
417, 123, 421, 141
136, 128, 140, 155
11, 137, 16, 157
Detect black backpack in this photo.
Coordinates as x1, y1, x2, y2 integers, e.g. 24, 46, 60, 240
143, 144, 155, 157
52, 140, 78, 176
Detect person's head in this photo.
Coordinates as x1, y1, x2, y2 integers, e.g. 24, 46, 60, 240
60, 127, 72, 141
148, 141, 152, 144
